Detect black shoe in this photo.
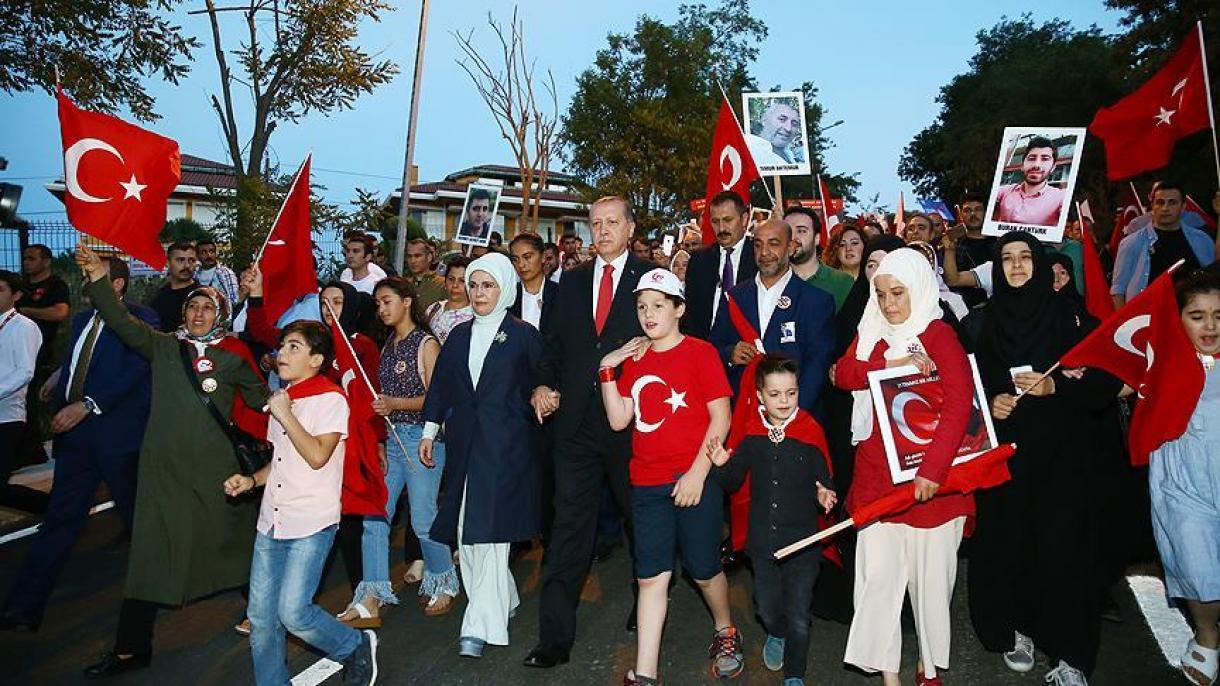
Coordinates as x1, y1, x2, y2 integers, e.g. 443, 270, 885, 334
0, 609, 39, 633
342, 630, 378, 685
83, 651, 151, 679
522, 645, 569, 668
625, 582, 638, 633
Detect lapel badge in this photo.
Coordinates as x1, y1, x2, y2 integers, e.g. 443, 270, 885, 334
394, 360, 408, 375
201, 378, 219, 393
195, 358, 214, 374
776, 295, 791, 310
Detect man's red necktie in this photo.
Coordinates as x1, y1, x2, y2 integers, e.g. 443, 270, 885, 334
595, 264, 614, 335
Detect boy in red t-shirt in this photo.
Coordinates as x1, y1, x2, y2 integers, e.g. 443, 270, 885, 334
599, 268, 740, 686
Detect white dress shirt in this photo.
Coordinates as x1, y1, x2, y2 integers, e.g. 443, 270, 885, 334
592, 250, 629, 320
520, 283, 545, 329
756, 268, 793, 339
340, 263, 388, 295
0, 309, 43, 423
64, 312, 105, 411
712, 234, 749, 322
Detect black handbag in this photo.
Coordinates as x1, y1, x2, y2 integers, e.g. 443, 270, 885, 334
178, 341, 271, 475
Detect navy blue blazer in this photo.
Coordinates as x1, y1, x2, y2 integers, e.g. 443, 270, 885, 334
423, 314, 544, 546
53, 303, 159, 456
709, 273, 835, 413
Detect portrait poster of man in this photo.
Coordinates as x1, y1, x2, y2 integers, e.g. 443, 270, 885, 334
455, 183, 503, 247
741, 91, 811, 176
982, 126, 1086, 243
867, 354, 997, 485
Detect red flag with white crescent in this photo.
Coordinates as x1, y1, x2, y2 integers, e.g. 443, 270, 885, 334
329, 317, 388, 516
258, 155, 316, 323
701, 95, 762, 244
57, 87, 180, 270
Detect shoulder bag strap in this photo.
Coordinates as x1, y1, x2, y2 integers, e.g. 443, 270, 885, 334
178, 340, 243, 444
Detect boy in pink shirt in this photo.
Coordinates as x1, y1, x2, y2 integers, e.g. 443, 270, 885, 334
223, 321, 378, 686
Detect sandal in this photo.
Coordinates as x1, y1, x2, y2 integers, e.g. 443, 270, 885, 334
337, 600, 382, 629
1182, 638, 1219, 686
402, 560, 424, 585
423, 593, 456, 617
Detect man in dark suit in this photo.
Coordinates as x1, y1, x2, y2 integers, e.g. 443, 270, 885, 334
710, 218, 835, 414
0, 257, 157, 632
507, 232, 558, 331
682, 191, 757, 339
524, 196, 651, 668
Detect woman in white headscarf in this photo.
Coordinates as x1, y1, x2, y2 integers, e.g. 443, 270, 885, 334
420, 252, 545, 658
830, 250, 974, 686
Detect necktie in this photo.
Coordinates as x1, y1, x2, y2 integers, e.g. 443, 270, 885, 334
720, 246, 736, 292
595, 264, 614, 335
68, 315, 103, 403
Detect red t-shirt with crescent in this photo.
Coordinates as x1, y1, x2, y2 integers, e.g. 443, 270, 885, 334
617, 336, 732, 486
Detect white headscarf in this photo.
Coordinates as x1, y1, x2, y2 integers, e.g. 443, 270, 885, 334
465, 252, 520, 387
850, 249, 943, 443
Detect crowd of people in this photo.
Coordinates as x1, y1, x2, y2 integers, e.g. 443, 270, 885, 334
0, 182, 1216, 686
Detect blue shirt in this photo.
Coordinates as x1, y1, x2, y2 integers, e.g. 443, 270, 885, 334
1111, 223, 1214, 301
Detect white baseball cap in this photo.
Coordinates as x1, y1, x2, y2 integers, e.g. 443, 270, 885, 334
634, 267, 685, 300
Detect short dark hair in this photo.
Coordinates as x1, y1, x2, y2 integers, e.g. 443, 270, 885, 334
195, 236, 218, 249
782, 206, 822, 235
0, 270, 26, 296
510, 232, 544, 253
709, 190, 748, 215
104, 257, 131, 295
635, 289, 685, 308
166, 241, 195, 257
346, 234, 374, 256
1152, 180, 1185, 201
1176, 268, 1220, 309
1025, 136, 1057, 158
543, 241, 559, 254
469, 188, 493, 203
490, 231, 503, 245
25, 244, 52, 261
280, 320, 334, 371
445, 255, 471, 272
754, 353, 799, 391
960, 191, 986, 206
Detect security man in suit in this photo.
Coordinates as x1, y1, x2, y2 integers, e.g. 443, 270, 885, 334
523, 196, 652, 669
0, 257, 158, 632
682, 191, 758, 339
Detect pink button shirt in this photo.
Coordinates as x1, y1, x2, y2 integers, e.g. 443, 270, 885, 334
992, 182, 1065, 226
257, 391, 349, 539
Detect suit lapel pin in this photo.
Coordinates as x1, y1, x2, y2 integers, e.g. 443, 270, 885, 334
776, 295, 791, 310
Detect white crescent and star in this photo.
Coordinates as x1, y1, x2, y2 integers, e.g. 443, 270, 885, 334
892, 391, 933, 446
1155, 107, 1177, 126
718, 144, 742, 191
630, 375, 687, 434
1114, 314, 1151, 357
63, 137, 146, 204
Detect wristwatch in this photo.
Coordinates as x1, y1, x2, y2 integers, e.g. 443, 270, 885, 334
82, 397, 101, 415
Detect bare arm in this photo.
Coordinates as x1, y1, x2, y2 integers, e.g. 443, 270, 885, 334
940, 232, 978, 288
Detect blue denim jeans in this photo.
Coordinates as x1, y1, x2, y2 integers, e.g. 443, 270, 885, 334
248, 525, 360, 686
356, 423, 458, 605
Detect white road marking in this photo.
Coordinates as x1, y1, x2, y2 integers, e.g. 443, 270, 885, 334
1127, 574, 1192, 667
0, 500, 115, 546
291, 658, 341, 685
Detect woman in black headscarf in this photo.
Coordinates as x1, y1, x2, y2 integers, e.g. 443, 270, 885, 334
962, 232, 1123, 686
814, 233, 908, 624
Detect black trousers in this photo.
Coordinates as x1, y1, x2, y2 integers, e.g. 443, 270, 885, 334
751, 545, 821, 679
319, 514, 366, 594
114, 598, 160, 656
536, 420, 632, 651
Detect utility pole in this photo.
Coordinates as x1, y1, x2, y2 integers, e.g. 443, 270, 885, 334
394, 0, 430, 273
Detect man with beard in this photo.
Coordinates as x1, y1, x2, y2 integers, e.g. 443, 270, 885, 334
458, 188, 495, 241
745, 99, 802, 167
193, 238, 240, 304
992, 136, 1066, 227
148, 242, 199, 333
785, 206, 854, 311
683, 191, 758, 339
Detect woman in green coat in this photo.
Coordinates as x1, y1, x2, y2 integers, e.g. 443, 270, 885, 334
75, 244, 270, 678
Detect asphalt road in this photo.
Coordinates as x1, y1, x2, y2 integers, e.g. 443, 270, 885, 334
0, 505, 1187, 686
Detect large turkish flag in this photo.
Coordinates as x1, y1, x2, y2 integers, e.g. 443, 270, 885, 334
57, 87, 180, 270
701, 95, 761, 244
257, 155, 316, 323
1089, 25, 1210, 180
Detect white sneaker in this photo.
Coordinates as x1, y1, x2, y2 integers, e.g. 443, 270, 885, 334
1003, 631, 1035, 673
1044, 660, 1088, 686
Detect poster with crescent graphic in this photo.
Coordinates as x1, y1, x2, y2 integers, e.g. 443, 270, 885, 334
741, 91, 810, 176
982, 126, 1086, 243
867, 354, 997, 485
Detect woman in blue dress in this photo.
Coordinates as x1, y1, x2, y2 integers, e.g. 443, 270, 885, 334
1149, 269, 1220, 686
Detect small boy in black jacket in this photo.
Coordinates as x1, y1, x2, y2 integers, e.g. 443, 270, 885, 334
709, 354, 836, 686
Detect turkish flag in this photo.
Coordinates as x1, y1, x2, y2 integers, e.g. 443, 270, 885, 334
1184, 194, 1218, 235
57, 87, 180, 270
329, 316, 387, 516
848, 444, 1015, 526
1109, 182, 1146, 257
701, 95, 761, 244
816, 174, 837, 249
258, 155, 316, 323
1089, 25, 1210, 180
1077, 213, 1115, 320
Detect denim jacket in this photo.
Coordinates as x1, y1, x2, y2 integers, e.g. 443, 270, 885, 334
1110, 223, 1215, 301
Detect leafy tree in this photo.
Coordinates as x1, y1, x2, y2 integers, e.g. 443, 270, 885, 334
160, 217, 212, 243
1, 0, 198, 121
201, 0, 398, 264
899, 16, 1126, 212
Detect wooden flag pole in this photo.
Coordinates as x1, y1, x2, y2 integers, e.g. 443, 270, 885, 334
1196, 20, 1220, 188
773, 175, 784, 210
775, 517, 854, 559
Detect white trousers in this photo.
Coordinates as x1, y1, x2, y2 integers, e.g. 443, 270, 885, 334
457, 484, 519, 645
843, 516, 965, 677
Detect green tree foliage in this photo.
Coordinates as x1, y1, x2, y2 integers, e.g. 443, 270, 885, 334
899, 16, 1126, 209
160, 217, 212, 243
1, 0, 199, 121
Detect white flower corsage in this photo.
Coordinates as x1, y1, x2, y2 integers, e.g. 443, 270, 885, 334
494, 331, 508, 344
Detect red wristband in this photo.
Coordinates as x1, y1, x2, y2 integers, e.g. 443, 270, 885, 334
598, 366, 616, 383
